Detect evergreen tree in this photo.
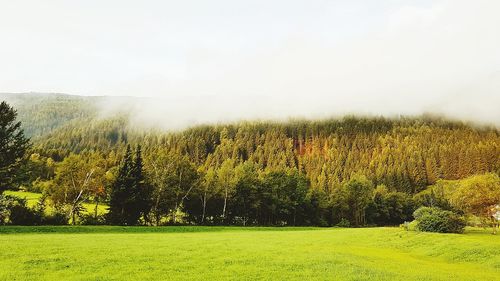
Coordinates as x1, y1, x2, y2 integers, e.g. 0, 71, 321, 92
0, 101, 30, 193
132, 145, 152, 224
107, 145, 135, 225
108, 145, 151, 225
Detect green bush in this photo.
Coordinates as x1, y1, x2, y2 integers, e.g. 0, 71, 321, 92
0, 195, 18, 224
413, 207, 465, 233
336, 218, 351, 227
1, 195, 43, 225
80, 214, 107, 225
9, 204, 43, 225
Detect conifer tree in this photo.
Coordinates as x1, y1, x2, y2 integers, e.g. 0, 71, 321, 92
0, 101, 30, 193
107, 145, 134, 225
108, 145, 151, 225
132, 145, 152, 224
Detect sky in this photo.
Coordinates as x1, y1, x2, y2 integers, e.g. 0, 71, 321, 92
0, 0, 499, 126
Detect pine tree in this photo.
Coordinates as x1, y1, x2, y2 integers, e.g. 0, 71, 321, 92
132, 145, 151, 224
0, 101, 30, 193
107, 145, 134, 225
108, 145, 151, 225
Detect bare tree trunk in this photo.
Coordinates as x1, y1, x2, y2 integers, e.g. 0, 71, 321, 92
201, 191, 207, 224
94, 199, 99, 219
69, 169, 94, 225
222, 186, 228, 222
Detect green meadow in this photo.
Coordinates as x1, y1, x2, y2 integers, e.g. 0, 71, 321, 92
4, 190, 108, 215
1, 227, 499, 281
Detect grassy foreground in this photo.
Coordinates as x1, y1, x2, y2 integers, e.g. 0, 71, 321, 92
1, 227, 500, 281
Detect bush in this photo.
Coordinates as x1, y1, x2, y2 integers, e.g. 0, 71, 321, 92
42, 211, 69, 225
1, 195, 44, 225
413, 207, 465, 233
336, 218, 350, 227
80, 213, 107, 225
9, 204, 43, 225
0, 195, 19, 224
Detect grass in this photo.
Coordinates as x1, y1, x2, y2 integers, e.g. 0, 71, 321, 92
1, 227, 499, 280
3, 190, 108, 215
3, 190, 42, 205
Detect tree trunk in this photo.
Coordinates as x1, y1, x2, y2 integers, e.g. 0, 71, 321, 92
222, 186, 228, 222
155, 212, 161, 226
94, 199, 99, 219
153, 187, 163, 226
201, 192, 207, 224
173, 202, 178, 224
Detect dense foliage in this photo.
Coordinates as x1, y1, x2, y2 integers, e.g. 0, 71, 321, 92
413, 207, 466, 233
0, 94, 499, 227
0, 93, 96, 138
108, 145, 151, 225
0, 101, 30, 193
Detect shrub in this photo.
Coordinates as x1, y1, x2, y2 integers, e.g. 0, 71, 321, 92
413, 207, 465, 233
1, 195, 43, 225
336, 218, 351, 227
9, 204, 43, 225
80, 214, 107, 225
413, 206, 435, 220
0, 195, 19, 224
42, 211, 69, 225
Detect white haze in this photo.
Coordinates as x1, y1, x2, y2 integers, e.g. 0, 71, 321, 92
1, 0, 499, 128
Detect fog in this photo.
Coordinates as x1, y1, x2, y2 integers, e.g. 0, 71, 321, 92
1, 0, 499, 128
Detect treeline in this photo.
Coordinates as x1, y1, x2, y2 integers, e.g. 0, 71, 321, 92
21, 145, 415, 226
1, 96, 499, 227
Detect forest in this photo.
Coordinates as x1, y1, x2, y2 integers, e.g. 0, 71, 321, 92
1, 93, 499, 228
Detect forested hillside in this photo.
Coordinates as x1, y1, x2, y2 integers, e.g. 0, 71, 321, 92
0, 93, 96, 138
1, 93, 499, 226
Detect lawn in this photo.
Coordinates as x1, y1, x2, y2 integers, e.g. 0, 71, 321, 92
1, 227, 500, 280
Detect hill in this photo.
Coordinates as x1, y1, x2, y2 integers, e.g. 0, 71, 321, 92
1, 93, 499, 226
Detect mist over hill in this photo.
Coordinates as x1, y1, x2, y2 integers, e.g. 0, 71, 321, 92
1, 92, 498, 140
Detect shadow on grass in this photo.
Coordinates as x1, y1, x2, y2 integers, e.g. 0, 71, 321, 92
0, 225, 323, 234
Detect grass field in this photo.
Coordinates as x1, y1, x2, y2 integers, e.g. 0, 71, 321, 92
3, 190, 108, 215
1, 227, 500, 280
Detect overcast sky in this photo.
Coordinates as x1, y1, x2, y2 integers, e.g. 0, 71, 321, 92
1, 0, 499, 126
